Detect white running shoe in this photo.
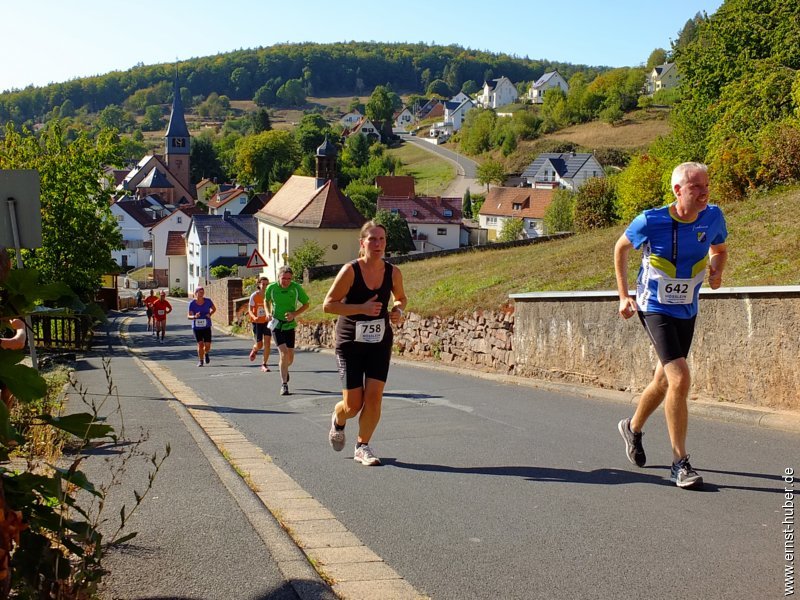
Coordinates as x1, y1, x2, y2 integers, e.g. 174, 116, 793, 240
329, 412, 345, 451
353, 444, 381, 466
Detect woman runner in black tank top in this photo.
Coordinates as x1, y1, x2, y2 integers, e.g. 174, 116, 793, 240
323, 221, 408, 466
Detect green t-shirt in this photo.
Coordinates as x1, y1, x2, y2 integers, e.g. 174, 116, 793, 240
265, 281, 309, 331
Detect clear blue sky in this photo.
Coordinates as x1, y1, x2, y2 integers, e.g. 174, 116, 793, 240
1, 0, 724, 93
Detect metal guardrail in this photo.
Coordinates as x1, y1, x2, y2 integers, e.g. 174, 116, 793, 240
30, 314, 94, 351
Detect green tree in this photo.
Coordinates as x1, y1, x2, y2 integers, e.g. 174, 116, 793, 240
250, 108, 272, 133
498, 217, 524, 242
573, 177, 618, 232
646, 48, 668, 69
96, 104, 134, 132
544, 188, 575, 233
462, 189, 473, 219
366, 85, 394, 124
374, 209, 415, 254
615, 153, 668, 223
344, 181, 380, 219
190, 133, 227, 183
540, 88, 570, 132
0, 122, 123, 299
230, 67, 252, 99
459, 108, 496, 155
142, 105, 164, 131
275, 79, 306, 107
426, 79, 451, 98
461, 80, 480, 95
294, 113, 330, 155
233, 129, 301, 191
253, 83, 276, 107
342, 133, 370, 169
476, 159, 506, 191
288, 239, 327, 279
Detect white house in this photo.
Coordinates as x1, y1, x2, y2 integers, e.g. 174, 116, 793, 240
443, 98, 476, 132
376, 196, 462, 252
528, 71, 570, 104
645, 62, 679, 96
339, 110, 362, 128
185, 212, 258, 294
347, 117, 382, 142
521, 152, 605, 191
150, 209, 192, 291
111, 195, 177, 271
450, 91, 471, 105
478, 187, 555, 240
478, 76, 518, 109
393, 107, 416, 129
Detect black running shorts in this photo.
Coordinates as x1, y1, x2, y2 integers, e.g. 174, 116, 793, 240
638, 312, 696, 365
193, 328, 212, 343
252, 322, 271, 343
335, 342, 392, 389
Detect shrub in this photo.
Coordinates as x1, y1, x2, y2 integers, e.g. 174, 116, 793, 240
210, 265, 236, 279
170, 286, 187, 297
498, 218, 524, 242
756, 119, 800, 188
573, 176, 618, 232
544, 189, 575, 233
288, 240, 327, 281
615, 153, 668, 223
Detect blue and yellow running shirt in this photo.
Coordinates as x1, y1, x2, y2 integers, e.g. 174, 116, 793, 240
625, 204, 727, 319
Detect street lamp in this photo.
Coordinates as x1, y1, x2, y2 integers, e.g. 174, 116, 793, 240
150, 230, 156, 288
204, 225, 211, 285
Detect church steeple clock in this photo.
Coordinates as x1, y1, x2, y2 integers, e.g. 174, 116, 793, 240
164, 78, 191, 193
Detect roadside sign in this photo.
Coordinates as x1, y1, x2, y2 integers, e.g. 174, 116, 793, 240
246, 248, 268, 269
0, 170, 42, 248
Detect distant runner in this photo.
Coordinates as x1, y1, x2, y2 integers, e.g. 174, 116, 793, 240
324, 221, 407, 467
151, 291, 172, 343
614, 162, 728, 490
265, 266, 310, 395
144, 289, 157, 333
248, 276, 273, 372
188, 286, 217, 367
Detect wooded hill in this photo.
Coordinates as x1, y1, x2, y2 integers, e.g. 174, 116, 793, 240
0, 42, 604, 127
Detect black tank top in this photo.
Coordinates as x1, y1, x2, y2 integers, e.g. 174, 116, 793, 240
335, 260, 394, 347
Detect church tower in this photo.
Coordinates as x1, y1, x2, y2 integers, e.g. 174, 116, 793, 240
164, 79, 191, 193
315, 135, 337, 189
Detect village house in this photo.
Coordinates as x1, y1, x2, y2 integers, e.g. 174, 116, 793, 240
478, 76, 518, 109
521, 152, 605, 191
185, 212, 258, 294
645, 62, 679, 96
393, 107, 416, 129
339, 109, 363, 128
254, 138, 365, 281
344, 117, 382, 142
528, 71, 570, 104
478, 187, 555, 240
206, 185, 269, 216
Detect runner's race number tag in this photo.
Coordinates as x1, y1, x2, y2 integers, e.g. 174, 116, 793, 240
194, 318, 208, 328
257, 307, 266, 318
157, 309, 165, 316
354, 319, 385, 343
657, 278, 696, 304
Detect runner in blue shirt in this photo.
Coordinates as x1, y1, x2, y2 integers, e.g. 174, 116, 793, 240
188, 287, 217, 367
614, 162, 728, 489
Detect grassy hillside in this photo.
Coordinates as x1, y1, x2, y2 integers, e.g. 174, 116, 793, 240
386, 143, 456, 196
302, 185, 800, 320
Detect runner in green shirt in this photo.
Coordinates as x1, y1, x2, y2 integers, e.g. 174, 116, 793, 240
265, 266, 310, 395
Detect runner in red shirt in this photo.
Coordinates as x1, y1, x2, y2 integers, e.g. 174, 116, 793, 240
152, 291, 172, 343
143, 289, 158, 333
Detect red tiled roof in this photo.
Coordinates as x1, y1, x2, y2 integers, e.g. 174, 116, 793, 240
376, 196, 462, 224
165, 231, 186, 256
479, 187, 555, 219
375, 176, 415, 198
257, 176, 365, 229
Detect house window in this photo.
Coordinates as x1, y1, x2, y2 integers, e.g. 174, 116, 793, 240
238, 245, 247, 257
437, 228, 446, 236
411, 228, 418, 237
412, 210, 418, 216
487, 216, 497, 225
512, 203, 522, 210
391, 208, 399, 214
189, 264, 194, 276
177, 216, 182, 224
116, 215, 124, 222
240, 197, 247, 204
443, 209, 453, 217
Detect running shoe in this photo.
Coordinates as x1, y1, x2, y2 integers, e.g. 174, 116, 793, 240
249, 348, 257, 362
280, 383, 289, 396
670, 455, 704, 489
618, 418, 646, 467
261, 364, 270, 372
205, 353, 210, 364
354, 444, 381, 466
329, 412, 345, 451
197, 361, 203, 367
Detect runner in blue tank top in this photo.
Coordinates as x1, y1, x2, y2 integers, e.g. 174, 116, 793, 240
614, 162, 728, 489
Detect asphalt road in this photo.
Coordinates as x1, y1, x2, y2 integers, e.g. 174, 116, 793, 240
129, 304, 798, 600
398, 135, 486, 198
